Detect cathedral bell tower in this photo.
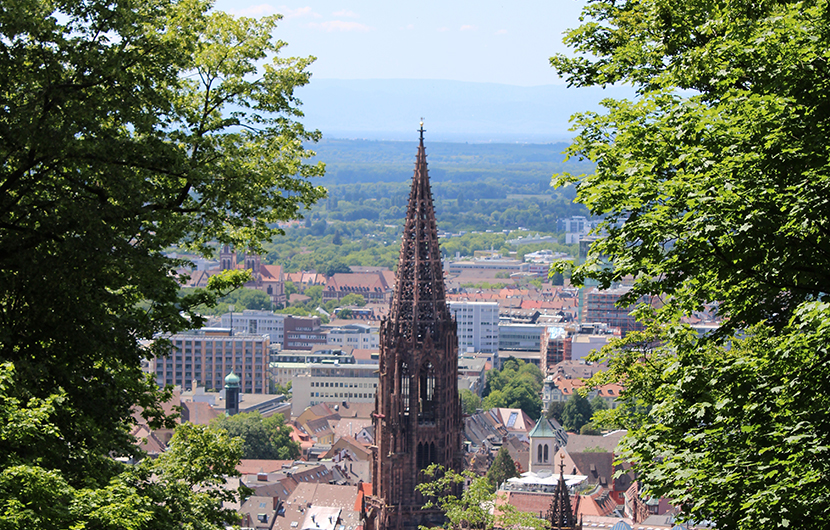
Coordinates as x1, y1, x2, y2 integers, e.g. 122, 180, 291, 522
365, 122, 463, 530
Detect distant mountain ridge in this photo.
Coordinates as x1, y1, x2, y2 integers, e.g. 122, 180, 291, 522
296, 78, 637, 143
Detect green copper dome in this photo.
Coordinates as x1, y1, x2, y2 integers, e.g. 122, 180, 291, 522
224, 371, 241, 386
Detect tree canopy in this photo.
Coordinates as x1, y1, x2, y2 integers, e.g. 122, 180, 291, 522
212, 412, 300, 460
482, 358, 544, 420
552, 0, 830, 527
545, 400, 565, 424
485, 446, 520, 491
0, 0, 323, 525
561, 392, 593, 433
459, 388, 482, 415
416, 465, 545, 530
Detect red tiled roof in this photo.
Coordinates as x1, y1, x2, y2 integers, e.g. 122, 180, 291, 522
131, 424, 167, 455
351, 348, 378, 362
237, 459, 295, 475
261, 264, 282, 280
181, 400, 220, 425
326, 272, 392, 292
577, 486, 617, 517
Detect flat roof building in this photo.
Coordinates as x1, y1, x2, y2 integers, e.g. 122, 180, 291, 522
291, 363, 380, 417
155, 328, 270, 394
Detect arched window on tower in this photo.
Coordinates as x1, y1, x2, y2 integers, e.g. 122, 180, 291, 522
400, 362, 410, 415
538, 444, 544, 463
418, 361, 435, 422
544, 444, 549, 462
417, 441, 438, 471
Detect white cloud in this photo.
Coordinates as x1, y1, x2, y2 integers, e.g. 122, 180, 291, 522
309, 20, 372, 32
332, 9, 359, 17
495, 29, 508, 35
282, 6, 322, 18
460, 24, 476, 31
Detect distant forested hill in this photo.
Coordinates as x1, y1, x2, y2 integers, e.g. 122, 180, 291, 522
311, 138, 594, 186
302, 138, 593, 233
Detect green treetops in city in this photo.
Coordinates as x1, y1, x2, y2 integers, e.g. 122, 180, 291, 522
552, 0, 830, 528
0, 0, 324, 527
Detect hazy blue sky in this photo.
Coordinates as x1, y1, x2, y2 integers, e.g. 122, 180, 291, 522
214, 0, 586, 86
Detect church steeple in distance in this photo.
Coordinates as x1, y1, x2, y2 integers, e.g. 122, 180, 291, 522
547, 453, 582, 530
365, 121, 463, 530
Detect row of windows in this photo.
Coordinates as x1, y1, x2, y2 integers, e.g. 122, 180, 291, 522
274, 356, 356, 364
174, 340, 266, 347
312, 392, 374, 399
310, 368, 377, 377
311, 381, 377, 388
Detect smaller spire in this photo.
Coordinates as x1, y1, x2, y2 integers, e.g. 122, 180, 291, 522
419, 117, 425, 143
546, 452, 582, 530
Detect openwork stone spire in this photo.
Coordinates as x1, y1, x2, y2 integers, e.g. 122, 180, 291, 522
387, 120, 451, 344
365, 121, 462, 530
547, 453, 582, 530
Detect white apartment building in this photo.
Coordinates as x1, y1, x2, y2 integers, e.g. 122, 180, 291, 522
291, 363, 379, 417
326, 323, 379, 350
498, 322, 546, 352
220, 310, 285, 345
448, 301, 499, 354
269, 362, 310, 388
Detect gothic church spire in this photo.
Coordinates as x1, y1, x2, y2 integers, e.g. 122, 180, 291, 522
388, 120, 450, 345
366, 122, 462, 530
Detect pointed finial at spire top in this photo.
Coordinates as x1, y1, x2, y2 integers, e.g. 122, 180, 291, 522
419, 118, 425, 142
559, 452, 566, 475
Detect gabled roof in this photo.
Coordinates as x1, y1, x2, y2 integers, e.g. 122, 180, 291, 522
181, 400, 220, 425
326, 272, 392, 292
322, 401, 374, 419
322, 436, 372, 461
529, 417, 558, 439
286, 482, 362, 512
565, 431, 626, 454
568, 451, 615, 487
330, 418, 373, 440
237, 459, 294, 475
305, 417, 334, 438
577, 485, 617, 517
491, 408, 535, 433
261, 264, 282, 280
131, 424, 167, 455
306, 402, 340, 420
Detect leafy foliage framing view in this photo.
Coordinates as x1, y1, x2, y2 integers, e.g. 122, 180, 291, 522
552, 0, 830, 528
0, 0, 324, 527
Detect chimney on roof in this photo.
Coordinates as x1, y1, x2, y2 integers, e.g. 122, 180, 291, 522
257, 472, 268, 481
